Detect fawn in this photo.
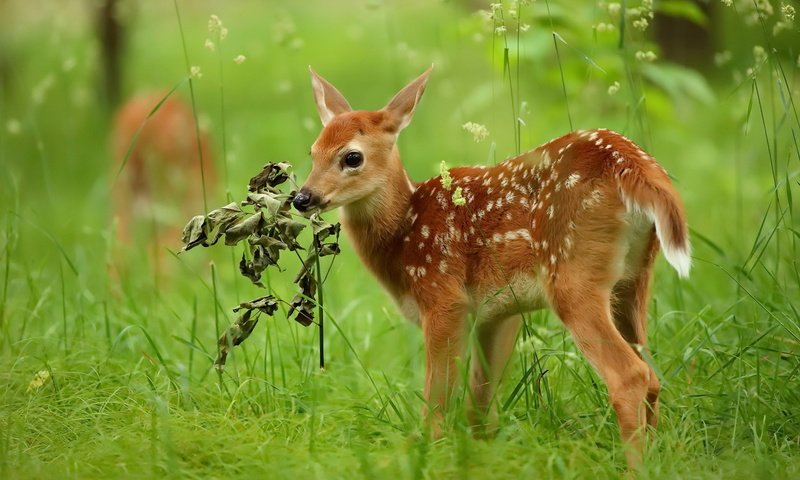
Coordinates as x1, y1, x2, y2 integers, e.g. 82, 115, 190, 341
294, 67, 690, 466
110, 92, 215, 275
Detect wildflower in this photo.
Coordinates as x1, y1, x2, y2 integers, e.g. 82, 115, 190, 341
6, 119, 21, 135
489, 3, 502, 14
633, 17, 649, 30
607, 81, 620, 95
774, 3, 795, 35
714, 50, 732, 66
27, 370, 50, 393
234, 54, 246, 64
596, 23, 615, 32
452, 187, 466, 206
608, 2, 621, 15
753, 45, 768, 64
721, 0, 732, 5
520, 23, 531, 32
462, 122, 490, 142
495, 25, 507, 35
31, 74, 54, 104
276, 80, 292, 93
190, 66, 203, 79
520, 100, 530, 115
635, 50, 657, 62
783, 3, 796, 21
204, 39, 215, 51
208, 14, 228, 40
62, 57, 76, 72
208, 14, 222, 33
440, 161, 453, 190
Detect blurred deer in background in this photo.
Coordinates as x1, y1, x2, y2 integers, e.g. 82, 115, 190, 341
293, 66, 690, 467
110, 92, 215, 276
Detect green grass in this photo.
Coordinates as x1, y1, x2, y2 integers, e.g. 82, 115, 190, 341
1, 1, 799, 478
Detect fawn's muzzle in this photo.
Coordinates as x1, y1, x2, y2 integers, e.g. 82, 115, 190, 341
292, 188, 317, 212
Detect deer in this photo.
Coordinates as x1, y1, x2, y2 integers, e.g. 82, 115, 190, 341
110, 92, 215, 276
293, 66, 691, 467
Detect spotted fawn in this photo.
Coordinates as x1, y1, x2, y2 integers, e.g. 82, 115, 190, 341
294, 66, 690, 467
110, 92, 215, 272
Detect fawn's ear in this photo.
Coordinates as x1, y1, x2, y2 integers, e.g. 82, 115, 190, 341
383, 65, 433, 133
309, 67, 352, 126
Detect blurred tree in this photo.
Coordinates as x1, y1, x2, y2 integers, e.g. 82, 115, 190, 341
653, 0, 716, 72
96, 0, 126, 109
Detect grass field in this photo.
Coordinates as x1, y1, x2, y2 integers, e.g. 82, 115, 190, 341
1, 1, 799, 478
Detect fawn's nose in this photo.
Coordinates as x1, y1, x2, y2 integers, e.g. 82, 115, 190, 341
292, 189, 315, 212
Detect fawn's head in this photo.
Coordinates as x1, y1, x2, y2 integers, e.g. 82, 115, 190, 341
293, 66, 432, 214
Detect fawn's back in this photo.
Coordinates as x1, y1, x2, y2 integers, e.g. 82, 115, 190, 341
393, 128, 688, 323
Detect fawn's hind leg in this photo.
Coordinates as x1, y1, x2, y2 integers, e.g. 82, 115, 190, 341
551, 283, 652, 467
612, 231, 661, 428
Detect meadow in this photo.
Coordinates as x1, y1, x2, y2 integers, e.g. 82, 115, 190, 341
1, 1, 799, 478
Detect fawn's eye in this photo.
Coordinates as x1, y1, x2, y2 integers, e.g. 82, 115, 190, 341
343, 151, 363, 169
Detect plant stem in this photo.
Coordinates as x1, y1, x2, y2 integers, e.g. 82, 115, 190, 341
315, 244, 325, 370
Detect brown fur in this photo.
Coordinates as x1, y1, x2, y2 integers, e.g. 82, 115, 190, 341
299, 68, 690, 467
110, 92, 215, 274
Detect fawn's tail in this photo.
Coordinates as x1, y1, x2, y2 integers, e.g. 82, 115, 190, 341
615, 158, 691, 278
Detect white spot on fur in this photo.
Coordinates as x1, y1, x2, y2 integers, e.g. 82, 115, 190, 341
565, 173, 580, 188
421, 225, 430, 238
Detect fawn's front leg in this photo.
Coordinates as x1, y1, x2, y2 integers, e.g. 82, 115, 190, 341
421, 304, 467, 436
469, 313, 523, 434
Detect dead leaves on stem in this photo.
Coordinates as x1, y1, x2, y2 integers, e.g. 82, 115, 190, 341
180, 162, 340, 370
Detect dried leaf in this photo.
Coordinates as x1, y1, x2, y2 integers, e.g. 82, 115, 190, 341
247, 192, 291, 216
181, 161, 342, 369
287, 294, 315, 326
181, 215, 207, 250
233, 295, 279, 315
224, 212, 263, 245
318, 242, 341, 257
248, 162, 292, 192
27, 370, 51, 393
310, 213, 341, 241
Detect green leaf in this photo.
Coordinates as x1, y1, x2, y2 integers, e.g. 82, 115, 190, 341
641, 63, 716, 105
657, 0, 708, 27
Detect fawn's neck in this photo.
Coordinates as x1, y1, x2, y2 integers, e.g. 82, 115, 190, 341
340, 147, 413, 297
